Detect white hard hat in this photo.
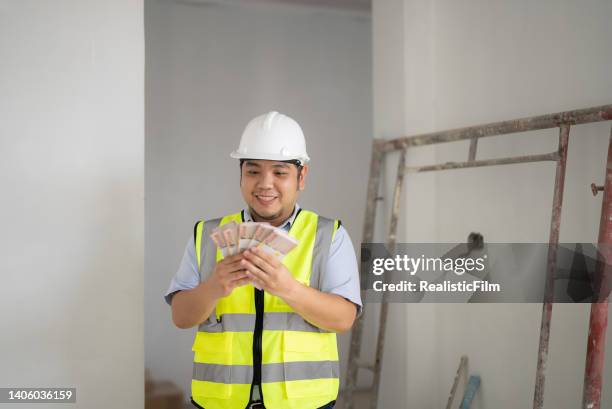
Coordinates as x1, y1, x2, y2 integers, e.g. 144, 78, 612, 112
230, 111, 310, 165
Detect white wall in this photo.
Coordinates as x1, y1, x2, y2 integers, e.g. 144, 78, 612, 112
145, 0, 372, 402
373, 0, 612, 408
0, 1, 144, 409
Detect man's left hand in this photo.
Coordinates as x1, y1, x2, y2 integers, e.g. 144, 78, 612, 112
241, 247, 299, 298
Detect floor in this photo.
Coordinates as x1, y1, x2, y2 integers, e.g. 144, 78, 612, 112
335, 390, 372, 409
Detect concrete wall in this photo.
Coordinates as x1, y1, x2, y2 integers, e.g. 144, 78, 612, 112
373, 0, 612, 408
145, 0, 372, 401
0, 1, 144, 408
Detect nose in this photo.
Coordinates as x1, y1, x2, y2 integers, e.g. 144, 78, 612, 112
257, 170, 274, 188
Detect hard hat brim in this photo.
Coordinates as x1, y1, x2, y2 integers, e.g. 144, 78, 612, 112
230, 150, 310, 164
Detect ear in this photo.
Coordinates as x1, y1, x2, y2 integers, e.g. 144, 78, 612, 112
298, 165, 309, 191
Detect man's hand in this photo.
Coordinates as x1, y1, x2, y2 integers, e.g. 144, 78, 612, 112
241, 247, 299, 298
171, 253, 251, 329
207, 253, 252, 298
241, 246, 356, 332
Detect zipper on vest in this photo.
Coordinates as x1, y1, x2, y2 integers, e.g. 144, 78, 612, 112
250, 287, 265, 403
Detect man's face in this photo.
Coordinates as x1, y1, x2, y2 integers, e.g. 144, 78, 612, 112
240, 159, 308, 226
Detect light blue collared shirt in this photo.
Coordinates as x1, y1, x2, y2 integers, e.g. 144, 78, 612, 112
164, 204, 362, 315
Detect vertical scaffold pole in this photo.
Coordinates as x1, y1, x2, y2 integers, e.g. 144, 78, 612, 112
369, 148, 407, 409
533, 124, 570, 409
344, 141, 384, 409
582, 124, 612, 409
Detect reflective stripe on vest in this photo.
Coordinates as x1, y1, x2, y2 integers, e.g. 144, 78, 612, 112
193, 360, 340, 384
191, 210, 340, 409
196, 312, 330, 333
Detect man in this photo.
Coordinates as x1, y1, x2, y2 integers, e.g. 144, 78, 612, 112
165, 111, 362, 409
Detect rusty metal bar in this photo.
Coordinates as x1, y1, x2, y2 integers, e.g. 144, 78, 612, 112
405, 152, 558, 173
370, 149, 407, 409
581, 124, 612, 409
468, 137, 478, 161
532, 125, 570, 409
445, 356, 468, 409
344, 141, 384, 409
379, 105, 612, 152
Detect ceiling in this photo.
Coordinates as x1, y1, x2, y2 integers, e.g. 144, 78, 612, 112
179, 0, 371, 13
263, 0, 370, 12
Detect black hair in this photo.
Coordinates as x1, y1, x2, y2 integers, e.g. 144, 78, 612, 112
239, 159, 304, 183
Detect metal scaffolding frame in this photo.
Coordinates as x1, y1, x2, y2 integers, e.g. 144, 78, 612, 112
343, 104, 612, 409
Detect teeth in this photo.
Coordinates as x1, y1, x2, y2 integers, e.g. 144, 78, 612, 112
256, 194, 277, 202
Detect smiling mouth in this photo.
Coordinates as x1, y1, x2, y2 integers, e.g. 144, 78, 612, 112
254, 193, 278, 204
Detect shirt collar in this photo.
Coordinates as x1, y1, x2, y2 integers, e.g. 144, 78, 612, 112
242, 203, 301, 230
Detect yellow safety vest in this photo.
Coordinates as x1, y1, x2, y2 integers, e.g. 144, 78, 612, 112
191, 209, 341, 409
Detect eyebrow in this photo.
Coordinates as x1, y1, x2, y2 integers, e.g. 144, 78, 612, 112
244, 162, 290, 169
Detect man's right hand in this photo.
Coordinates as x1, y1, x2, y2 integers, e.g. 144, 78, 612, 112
206, 253, 251, 298
172, 253, 252, 329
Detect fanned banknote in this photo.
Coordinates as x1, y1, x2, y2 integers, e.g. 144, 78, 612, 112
209, 221, 299, 289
